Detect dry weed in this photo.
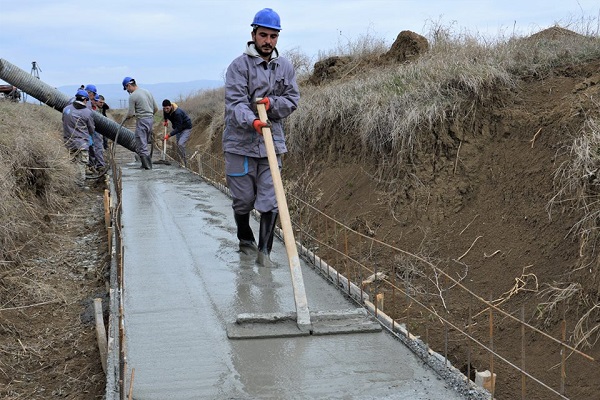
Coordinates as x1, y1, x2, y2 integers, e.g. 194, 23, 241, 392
536, 282, 583, 326
0, 100, 106, 399
0, 101, 77, 263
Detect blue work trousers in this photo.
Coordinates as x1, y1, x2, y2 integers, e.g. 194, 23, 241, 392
225, 152, 280, 214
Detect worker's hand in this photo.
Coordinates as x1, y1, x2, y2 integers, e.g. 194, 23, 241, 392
252, 119, 271, 135
163, 121, 168, 127
164, 134, 170, 140
256, 97, 270, 111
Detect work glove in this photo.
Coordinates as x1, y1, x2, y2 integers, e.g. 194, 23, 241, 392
163, 121, 168, 127
256, 97, 270, 111
164, 134, 170, 140
252, 119, 271, 135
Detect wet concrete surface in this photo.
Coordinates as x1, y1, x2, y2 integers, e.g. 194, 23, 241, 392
119, 155, 467, 399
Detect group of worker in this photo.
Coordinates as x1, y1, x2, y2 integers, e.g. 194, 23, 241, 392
61, 7, 298, 266
61, 84, 108, 188
62, 80, 192, 175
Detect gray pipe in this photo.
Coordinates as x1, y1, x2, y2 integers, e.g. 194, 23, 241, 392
0, 58, 137, 153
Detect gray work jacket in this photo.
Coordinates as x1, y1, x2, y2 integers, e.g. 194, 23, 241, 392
62, 101, 94, 150
223, 42, 300, 158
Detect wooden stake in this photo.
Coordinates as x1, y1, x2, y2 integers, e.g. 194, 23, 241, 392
93, 298, 108, 373
103, 189, 110, 229
107, 226, 112, 253
128, 368, 135, 400
560, 320, 566, 395
376, 293, 384, 311
521, 305, 526, 399
468, 301, 472, 383
197, 147, 203, 177
489, 294, 495, 398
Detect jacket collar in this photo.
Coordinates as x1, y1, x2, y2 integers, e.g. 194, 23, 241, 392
245, 41, 279, 62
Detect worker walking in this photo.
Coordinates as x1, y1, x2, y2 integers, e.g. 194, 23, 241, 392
62, 89, 95, 189
122, 77, 158, 169
162, 99, 192, 168
223, 8, 300, 266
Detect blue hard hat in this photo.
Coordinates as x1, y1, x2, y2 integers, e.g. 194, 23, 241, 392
75, 89, 89, 99
122, 76, 134, 90
251, 8, 281, 31
94, 94, 100, 101
84, 84, 97, 94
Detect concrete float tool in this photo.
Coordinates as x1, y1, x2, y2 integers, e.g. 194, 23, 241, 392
226, 100, 382, 339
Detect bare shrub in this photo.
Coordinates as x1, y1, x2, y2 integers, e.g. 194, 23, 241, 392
573, 303, 600, 349
282, 46, 313, 81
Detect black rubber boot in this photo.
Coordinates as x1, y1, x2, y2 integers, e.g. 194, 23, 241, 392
140, 154, 150, 170
256, 211, 278, 267
141, 155, 152, 169
234, 213, 257, 254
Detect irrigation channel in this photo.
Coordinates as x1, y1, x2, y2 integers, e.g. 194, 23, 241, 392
102, 144, 487, 400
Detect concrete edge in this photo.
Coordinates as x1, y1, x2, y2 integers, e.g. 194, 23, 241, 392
104, 172, 121, 400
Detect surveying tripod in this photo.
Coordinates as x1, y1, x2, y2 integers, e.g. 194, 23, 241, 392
22, 61, 42, 103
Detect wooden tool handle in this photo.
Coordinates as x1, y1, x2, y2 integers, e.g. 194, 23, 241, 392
256, 101, 311, 331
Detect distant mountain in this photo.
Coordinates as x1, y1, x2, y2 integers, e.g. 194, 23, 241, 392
55, 79, 224, 109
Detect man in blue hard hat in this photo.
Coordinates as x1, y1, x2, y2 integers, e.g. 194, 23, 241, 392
223, 8, 300, 266
62, 89, 95, 189
84, 84, 106, 173
122, 77, 159, 169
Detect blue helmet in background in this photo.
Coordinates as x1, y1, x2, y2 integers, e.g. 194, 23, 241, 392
122, 76, 134, 90
84, 84, 97, 94
75, 89, 89, 100
251, 8, 281, 31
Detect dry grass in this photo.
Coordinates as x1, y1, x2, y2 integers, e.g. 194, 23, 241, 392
0, 100, 106, 399
0, 101, 77, 263
547, 115, 600, 348
287, 21, 600, 167
176, 86, 224, 120
176, 87, 225, 151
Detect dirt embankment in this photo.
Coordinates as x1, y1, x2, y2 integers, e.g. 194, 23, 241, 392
0, 102, 107, 399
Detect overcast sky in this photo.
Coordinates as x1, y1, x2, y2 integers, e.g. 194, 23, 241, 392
1, 0, 598, 88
